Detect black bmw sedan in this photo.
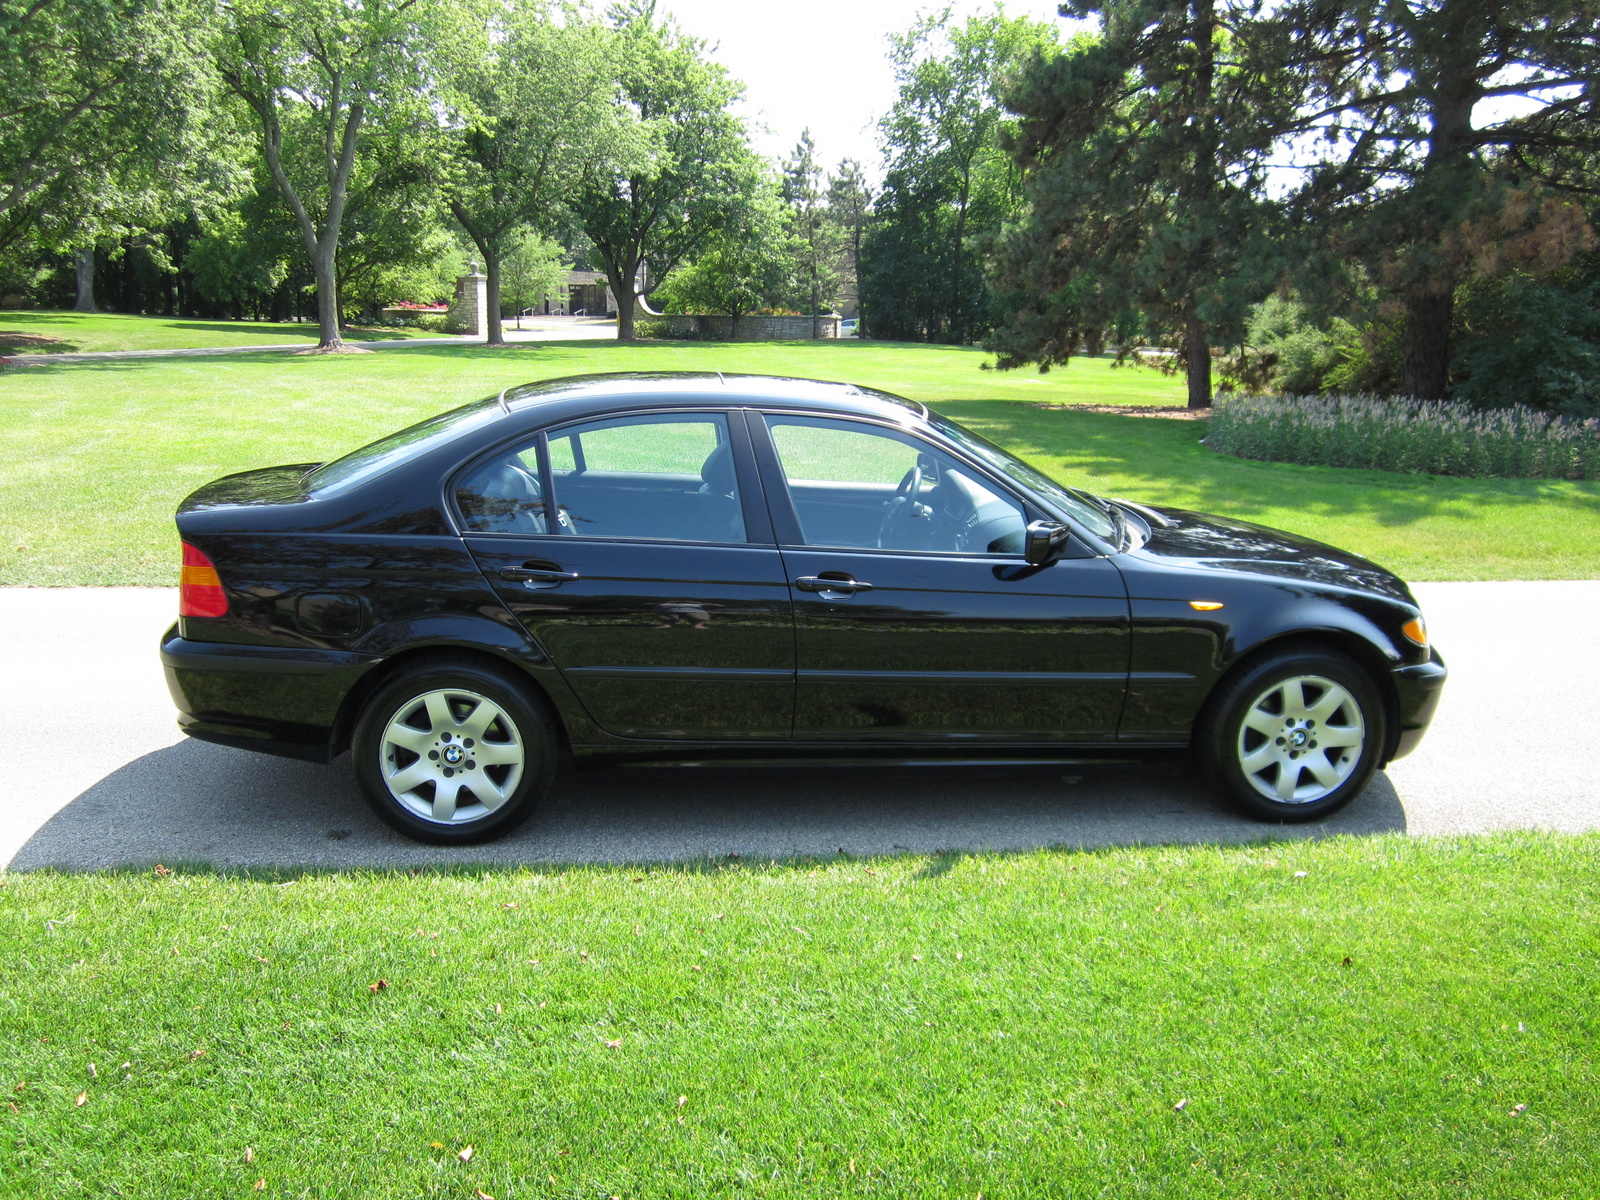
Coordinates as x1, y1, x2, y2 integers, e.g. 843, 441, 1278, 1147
161, 372, 1446, 843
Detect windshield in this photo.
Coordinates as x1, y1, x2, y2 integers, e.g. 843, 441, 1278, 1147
304, 396, 504, 495
928, 413, 1118, 541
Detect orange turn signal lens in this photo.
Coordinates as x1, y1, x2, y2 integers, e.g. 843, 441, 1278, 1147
1189, 600, 1224, 611
1401, 616, 1428, 648
179, 541, 229, 618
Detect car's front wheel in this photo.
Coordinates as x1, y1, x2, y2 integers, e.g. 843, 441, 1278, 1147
352, 658, 557, 844
1197, 647, 1386, 822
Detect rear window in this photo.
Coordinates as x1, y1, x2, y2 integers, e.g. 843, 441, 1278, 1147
304, 396, 503, 495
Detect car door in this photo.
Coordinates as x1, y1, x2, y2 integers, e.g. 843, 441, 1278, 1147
751, 412, 1129, 742
458, 409, 794, 740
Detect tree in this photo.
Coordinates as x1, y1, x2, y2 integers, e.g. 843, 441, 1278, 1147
441, 1, 637, 344
986, 1, 1289, 408
826, 158, 873, 320
781, 130, 842, 336
2, 0, 223, 315
499, 229, 569, 323
862, 8, 1057, 345
0, 0, 213, 255
335, 131, 458, 321
651, 182, 799, 336
1266, 0, 1600, 399
214, 0, 470, 349
574, 2, 754, 340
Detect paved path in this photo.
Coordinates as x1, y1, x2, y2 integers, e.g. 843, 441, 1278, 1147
3, 582, 1594, 871
0, 317, 618, 366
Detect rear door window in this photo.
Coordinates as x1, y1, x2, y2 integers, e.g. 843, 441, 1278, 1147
457, 413, 747, 544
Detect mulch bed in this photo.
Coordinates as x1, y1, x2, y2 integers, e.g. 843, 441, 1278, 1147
1032, 402, 1211, 420
0, 332, 69, 353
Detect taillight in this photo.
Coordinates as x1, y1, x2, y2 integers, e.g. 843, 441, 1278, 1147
179, 542, 229, 618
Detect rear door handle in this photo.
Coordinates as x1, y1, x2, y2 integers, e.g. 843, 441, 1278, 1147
499, 562, 580, 589
795, 575, 873, 594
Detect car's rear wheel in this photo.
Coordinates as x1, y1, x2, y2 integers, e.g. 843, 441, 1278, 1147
352, 659, 557, 844
1196, 647, 1386, 822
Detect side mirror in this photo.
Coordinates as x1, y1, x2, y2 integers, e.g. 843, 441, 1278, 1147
1024, 519, 1072, 566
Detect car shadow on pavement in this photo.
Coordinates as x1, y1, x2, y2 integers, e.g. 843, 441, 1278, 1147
10, 738, 1408, 872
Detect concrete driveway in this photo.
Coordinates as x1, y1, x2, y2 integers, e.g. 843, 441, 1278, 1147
4, 581, 1594, 871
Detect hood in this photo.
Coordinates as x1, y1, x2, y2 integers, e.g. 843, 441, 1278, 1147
177, 463, 319, 515
1132, 507, 1414, 603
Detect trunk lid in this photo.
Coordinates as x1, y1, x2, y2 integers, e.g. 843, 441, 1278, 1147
177, 464, 320, 516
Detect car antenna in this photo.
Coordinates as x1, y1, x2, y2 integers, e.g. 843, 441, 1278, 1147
495, 387, 510, 415
716, 371, 726, 387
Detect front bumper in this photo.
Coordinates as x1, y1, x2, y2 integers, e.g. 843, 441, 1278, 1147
161, 624, 381, 762
1388, 647, 1447, 762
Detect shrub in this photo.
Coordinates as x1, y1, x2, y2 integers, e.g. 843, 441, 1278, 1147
410, 314, 452, 333
1244, 295, 1404, 397
1451, 272, 1600, 418
634, 319, 697, 340
1206, 393, 1600, 480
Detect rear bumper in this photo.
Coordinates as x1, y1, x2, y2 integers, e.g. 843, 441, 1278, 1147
161, 625, 381, 763
1388, 647, 1447, 762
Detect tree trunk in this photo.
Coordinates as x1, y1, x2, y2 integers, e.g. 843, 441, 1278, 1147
1402, 288, 1452, 399
485, 240, 504, 345
606, 252, 641, 341
312, 242, 341, 347
1185, 308, 1212, 410
73, 248, 96, 312
1401, 32, 1477, 401
1181, 0, 1216, 411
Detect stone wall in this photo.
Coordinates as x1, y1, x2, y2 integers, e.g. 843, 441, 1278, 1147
645, 313, 841, 341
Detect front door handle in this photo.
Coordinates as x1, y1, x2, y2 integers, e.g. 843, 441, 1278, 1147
499, 561, 580, 589
795, 574, 873, 595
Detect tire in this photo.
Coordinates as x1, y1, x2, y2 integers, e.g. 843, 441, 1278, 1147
352, 658, 558, 845
1195, 646, 1386, 823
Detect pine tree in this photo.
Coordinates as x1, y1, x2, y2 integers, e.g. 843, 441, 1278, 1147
1268, 0, 1600, 399
825, 158, 873, 321
781, 130, 843, 337
987, 1, 1289, 408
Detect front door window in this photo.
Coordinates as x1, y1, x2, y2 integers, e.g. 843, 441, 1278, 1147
765, 415, 1027, 555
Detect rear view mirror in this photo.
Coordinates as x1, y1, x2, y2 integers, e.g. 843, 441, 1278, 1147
1024, 519, 1072, 566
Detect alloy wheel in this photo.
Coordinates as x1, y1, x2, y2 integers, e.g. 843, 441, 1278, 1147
1236, 674, 1365, 804
379, 688, 525, 824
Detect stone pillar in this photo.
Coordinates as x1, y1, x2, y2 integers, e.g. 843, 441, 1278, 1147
449, 262, 488, 338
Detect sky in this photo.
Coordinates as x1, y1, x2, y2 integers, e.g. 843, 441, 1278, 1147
653, 1, 1075, 181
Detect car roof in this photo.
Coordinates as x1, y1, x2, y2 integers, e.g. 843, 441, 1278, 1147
502, 371, 928, 423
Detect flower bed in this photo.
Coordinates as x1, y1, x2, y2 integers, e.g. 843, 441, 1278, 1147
1206, 393, 1600, 480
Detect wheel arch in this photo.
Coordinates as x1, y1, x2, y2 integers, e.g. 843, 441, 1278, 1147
1202, 628, 1403, 764
330, 641, 575, 761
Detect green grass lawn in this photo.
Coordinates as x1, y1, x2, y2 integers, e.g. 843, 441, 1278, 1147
2, 834, 1595, 1197
0, 309, 447, 354
1, 339, 1595, 584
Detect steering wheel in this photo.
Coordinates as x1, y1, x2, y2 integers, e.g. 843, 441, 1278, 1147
876, 464, 923, 549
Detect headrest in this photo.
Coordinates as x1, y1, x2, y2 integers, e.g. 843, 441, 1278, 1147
482, 460, 540, 501
700, 441, 736, 495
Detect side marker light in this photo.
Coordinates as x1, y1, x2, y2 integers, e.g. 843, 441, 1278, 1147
1401, 616, 1428, 648
1189, 600, 1224, 611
